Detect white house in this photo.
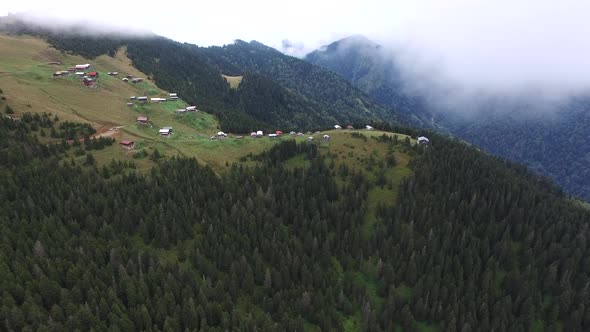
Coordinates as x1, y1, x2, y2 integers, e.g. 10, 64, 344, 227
186, 106, 197, 111
256, 130, 263, 137
217, 131, 227, 137
159, 128, 172, 137
323, 134, 330, 142
75, 72, 85, 76
75, 64, 91, 70
307, 136, 314, 142
175, 109, 187, 114
268, 133, 278, 138
169, 93, 177, 97
137, 96, 148, 102
366, 125, 374, 130
417, 136, 430, 144
150, 98, 166, 103
334, 125, 342, 129
250, 132, 257, 137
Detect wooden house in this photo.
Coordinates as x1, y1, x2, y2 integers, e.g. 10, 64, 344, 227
136, 116, 149, 124
120, 140, 135, 149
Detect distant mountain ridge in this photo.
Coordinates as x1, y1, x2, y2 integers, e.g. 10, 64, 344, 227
306, 36, 438, 128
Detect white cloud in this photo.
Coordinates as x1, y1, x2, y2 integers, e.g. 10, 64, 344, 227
3, 0, 590, 102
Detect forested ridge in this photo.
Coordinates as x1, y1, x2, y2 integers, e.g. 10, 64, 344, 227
2, 109, 590, 331
0, 20, 410, 133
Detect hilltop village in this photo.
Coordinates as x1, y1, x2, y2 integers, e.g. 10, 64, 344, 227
45, 61, 429, 152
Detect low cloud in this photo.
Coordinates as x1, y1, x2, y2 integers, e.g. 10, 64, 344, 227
281, 39, 307, 57
1, 11, 154, 37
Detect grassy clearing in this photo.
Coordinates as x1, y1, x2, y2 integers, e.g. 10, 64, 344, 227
416, 321, 439, 332
353, 271, 384, 310
222, 74, 243, 89
342, 313, 362, 332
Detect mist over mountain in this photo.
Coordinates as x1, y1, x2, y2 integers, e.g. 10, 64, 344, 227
306, 35, 590, 201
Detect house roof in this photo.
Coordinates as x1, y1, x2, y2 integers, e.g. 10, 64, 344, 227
120, 140, 134, 145
137, 116, 148, 121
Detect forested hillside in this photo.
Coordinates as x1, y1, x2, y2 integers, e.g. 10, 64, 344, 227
2, 108, 590, 331
449, 98, 590, 201
195, 40, 418, 127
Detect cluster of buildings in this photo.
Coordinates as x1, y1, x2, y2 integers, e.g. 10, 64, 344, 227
51, 63, 98, 87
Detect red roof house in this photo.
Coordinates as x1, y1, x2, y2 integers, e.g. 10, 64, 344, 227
276, 130, 283, 135
347, 125, 354, 129
120, 140, 135, 149
88, 71, 98, 78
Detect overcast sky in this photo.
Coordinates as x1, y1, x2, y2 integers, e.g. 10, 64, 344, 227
4, 0, 590, 102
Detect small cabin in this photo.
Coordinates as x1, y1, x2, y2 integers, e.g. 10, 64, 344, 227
75, 64, 91, 70
131, 78, 143, 84
75, 72, 85, 76
137, 96, 148, 102
186, 106, 197, 112
276, 130, 283, 135
217, 131, 228, 138
107, 71, 119, 76
366, 125, 374, 131
256, 130, 263, 137
323, 134, 330, 142
250, 132, 257, 137
268, 133, 278, 138
297, 132, 304, 136
88, 71, 98, 78
334, 125, 342, 129
137, 116, 149, 124
417, 136, 430, 145
289, 131, 296, 136
120, 140, 135, 150
126, 103, 134, 106
169, 93, 177, 97
307, 136, 314, 142
150, 97, 166, 103
159, 128, 172, 137
175, 109, 187, 114
130, 96, 136, 100
122, 77, 129, 82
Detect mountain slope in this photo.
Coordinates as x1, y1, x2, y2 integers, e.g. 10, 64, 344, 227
194, 40, 423, 127
1, 21, 590, 331
307, 36, 590, 201
305, 36, 436, 128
